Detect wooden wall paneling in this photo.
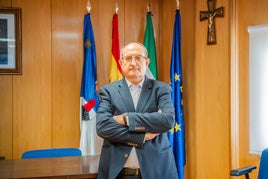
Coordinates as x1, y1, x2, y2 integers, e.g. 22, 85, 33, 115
0, 77, 13, 159
121, 0, 161, 85
117, 0, 125, 81
179, 0, 196, 178
11, 0, 52, 158
124, 0, 146, 44
147, 0, 160, 81
51, 0, 84, 148
230, 0, 240, 175
1, 4, 261, 179
0, 0, 13, 160
123, 0, 160, 60
159, 0, 174, 84
195, 0, 211, 177
195, 0, 230, 178
90, 0, 122, 86
0, 0, 11, 6
91, 0, 160, 85
237, 0, 268, 178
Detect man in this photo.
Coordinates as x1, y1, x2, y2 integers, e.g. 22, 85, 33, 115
96, 42, 178, 179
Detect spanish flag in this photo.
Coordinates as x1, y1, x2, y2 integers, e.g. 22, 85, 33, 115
109, 13, 122, 82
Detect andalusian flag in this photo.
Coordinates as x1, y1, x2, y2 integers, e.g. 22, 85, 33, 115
168, 10, 186, 178
79, 13, 102, 156
144, 11, 158, 80
109, 13, 122, 82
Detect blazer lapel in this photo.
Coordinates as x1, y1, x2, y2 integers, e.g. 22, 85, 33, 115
136, 78, 153, 112
118, 78, 136, 112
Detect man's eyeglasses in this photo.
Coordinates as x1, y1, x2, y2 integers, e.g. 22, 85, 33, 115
122, 55, 147, 63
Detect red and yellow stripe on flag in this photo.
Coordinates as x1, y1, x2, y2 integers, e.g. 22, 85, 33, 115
109, 13, 122, 82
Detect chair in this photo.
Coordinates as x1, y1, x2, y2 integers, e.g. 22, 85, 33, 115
21, 148, 82, 159
230, 148, 268, 179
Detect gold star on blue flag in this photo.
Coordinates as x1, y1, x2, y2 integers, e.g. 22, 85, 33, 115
174, 73, 180, 82
168, 10, 186, 179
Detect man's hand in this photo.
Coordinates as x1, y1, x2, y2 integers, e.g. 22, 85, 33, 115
113, 114, 125, 126
144, 132, 160, 141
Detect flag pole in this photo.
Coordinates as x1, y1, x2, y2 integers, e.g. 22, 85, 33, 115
147, 0, 151, 12
176, 0, 180, 10
115, 1, 119, 14
86, 0, 91, 13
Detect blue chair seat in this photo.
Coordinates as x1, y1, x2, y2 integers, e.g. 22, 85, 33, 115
22, 148, 82, 159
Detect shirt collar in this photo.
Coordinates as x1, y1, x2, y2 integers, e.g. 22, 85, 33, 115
125, 78, 145, 88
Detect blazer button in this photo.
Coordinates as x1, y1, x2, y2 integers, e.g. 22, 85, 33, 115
124, 154, 129, 158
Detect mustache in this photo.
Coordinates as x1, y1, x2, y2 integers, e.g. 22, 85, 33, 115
129, 66, 138, 70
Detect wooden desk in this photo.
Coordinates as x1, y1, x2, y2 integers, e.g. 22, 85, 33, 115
0, 155, 99, 179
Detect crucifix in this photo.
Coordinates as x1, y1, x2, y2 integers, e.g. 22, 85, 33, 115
200, 0, 224, 45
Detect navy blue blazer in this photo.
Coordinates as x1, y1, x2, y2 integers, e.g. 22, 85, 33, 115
96, 77, 178, 179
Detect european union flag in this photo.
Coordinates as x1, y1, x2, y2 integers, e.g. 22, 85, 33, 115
168, 10, 186, 179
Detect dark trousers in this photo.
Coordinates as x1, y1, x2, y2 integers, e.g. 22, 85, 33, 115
116, 174, 142, 179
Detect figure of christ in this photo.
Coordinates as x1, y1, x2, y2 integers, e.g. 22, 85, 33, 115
200, 0, 224, 45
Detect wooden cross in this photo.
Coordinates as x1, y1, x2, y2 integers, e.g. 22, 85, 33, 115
200, 0, 224, 45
